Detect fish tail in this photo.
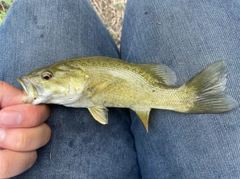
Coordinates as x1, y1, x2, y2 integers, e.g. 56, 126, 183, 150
182, 60, 238, 113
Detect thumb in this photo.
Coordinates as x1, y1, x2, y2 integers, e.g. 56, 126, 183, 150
0, 81, 27, 108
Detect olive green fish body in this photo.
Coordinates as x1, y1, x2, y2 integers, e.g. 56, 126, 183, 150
17, 57, 238, 131
65, 58, 176, 106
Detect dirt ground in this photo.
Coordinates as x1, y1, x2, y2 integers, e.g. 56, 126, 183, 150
89, 0, 126, 48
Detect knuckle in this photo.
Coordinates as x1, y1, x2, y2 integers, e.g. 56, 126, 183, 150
14, 131, 29, 151
11, 124, 51, 151
39, 105, 50, 122
0, 81, 4, 103
0, 81, 3, 88
0, 154, 10, 177
0, 81, 4, 89
31, 151, 38, 164
44, 125, 51, 143
38, 124, 51, 147
28, 105, 50, 126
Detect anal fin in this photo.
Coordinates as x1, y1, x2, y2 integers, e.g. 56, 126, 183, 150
132, 108, 151, 132
88, 106, 109, 125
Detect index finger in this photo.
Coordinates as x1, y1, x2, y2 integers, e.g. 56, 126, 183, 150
0, 81, 27, 108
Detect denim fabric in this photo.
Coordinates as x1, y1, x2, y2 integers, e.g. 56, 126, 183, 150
122, 0, 240, 178
0, 0, 240, 178
0, 0, 139, 178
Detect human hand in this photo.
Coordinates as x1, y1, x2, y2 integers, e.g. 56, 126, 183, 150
0, 81, 51, 178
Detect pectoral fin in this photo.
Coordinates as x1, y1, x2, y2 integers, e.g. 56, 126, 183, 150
88, 82, 111, 97
132, 108, 151, 132
88, 106, 108, 125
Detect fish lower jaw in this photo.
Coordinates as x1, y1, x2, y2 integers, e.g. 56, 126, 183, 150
26, 97, 36, 104
31, 95, 53, 105
24, 93, 40, 104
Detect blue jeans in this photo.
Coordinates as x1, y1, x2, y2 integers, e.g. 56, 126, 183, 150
1, 0, 240, 178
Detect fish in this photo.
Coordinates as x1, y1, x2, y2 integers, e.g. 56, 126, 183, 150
17, 56, 238, 131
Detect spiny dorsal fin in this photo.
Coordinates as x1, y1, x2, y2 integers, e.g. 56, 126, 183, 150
139, 64, 176, 85
132, 108, 151, 132
88, 106, 108, 124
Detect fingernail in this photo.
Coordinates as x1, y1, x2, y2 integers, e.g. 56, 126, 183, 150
0, 128, 5, 142
0, 111, 22, 126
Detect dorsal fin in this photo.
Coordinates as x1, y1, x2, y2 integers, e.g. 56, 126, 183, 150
139, 64, 176, 85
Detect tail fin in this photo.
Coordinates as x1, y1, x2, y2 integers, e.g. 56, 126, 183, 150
185, 60, 238, 113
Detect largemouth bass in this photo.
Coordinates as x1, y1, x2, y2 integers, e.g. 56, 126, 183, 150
17, 56, 238, 131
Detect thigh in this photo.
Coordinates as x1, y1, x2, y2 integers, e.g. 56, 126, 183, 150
0, 0, 119, 85
121, 0, 240, 178
0, 0, 140, 178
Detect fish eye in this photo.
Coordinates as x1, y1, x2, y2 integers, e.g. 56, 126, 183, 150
41, 71, 53, 80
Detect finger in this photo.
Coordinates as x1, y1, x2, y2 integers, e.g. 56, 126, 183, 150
0, 104, 50, 128
0, 123, 51, 151
0, 81, 27, 108
0, 150, 37, 179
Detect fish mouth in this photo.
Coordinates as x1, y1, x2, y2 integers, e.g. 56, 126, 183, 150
17, 77, 39, 104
